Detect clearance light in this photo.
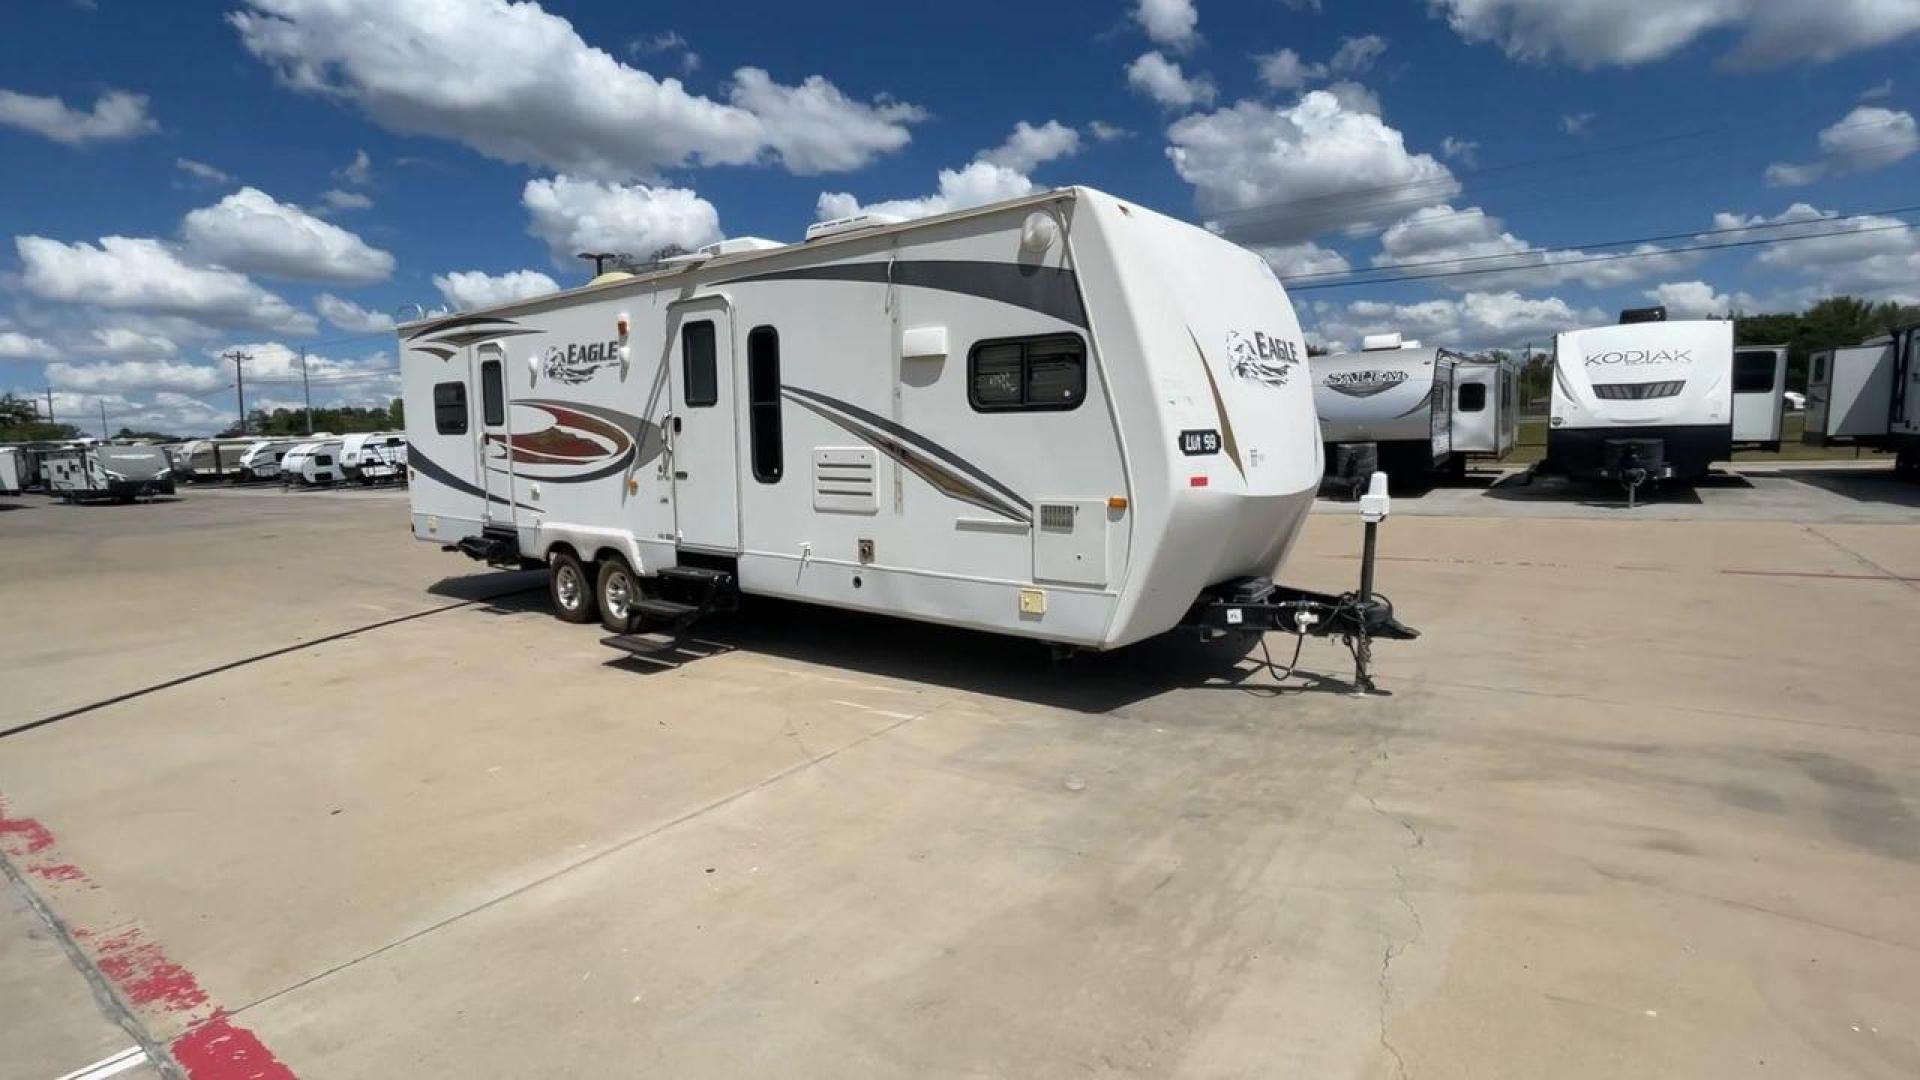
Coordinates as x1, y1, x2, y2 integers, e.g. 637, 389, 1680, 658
616, 313, 630, 338
1189, 476, 1209, 487
1107, 496, 1129, 510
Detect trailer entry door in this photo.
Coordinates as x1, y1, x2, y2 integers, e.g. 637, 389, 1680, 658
667, 302, 742, 553
477, 344, 516, 526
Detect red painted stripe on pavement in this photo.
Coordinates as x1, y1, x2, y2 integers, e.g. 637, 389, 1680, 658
171, 1013, 297, 1080
0, 794, 298, 1079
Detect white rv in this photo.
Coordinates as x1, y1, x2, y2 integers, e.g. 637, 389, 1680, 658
400, 187, 1417, 657
44, 444, 175, 502
236, 438, 306, 480
1546, 309, 1734, 489
339, 432, 407, 483
280, 439, 345, 486
0, 446, 24, 495
1733, 345, 1788, 450
1804, 323, 1920, 475
175, 437, 262, 482
1311, 335, 1456, 492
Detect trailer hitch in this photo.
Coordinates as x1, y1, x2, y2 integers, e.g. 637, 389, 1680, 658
1185, 472, 1416, 693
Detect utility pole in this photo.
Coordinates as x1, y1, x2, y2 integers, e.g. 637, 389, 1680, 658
99, 399, 108, 440
299, 346, 313, 434
44, 386, 54, 424
221, 349, 252, 435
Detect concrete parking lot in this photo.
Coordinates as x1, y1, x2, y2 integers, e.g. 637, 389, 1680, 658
3, 481, 1917, 1079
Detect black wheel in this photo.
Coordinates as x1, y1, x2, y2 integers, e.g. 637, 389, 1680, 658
596, 555, 642, 634
548, 551, 597, 624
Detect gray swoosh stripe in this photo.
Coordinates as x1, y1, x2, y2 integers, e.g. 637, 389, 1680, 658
723, 261, 1087, 328
782, 385, 1031, 522
408, 446, 536, 511
406, 315, 525, 341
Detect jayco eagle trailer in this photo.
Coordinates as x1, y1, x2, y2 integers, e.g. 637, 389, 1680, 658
400, 187, 1414, 664
1733, 345, 1788, 449
1450, 355, 1521, 461
1545, 309, 1733, 491
1804, 324, 1920, 474
1311, 335, 1457, 492
44, 444, 175, 502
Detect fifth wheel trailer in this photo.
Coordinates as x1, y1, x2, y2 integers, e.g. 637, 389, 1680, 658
400, 186, 1415, 661
1545, 312, 1734, 491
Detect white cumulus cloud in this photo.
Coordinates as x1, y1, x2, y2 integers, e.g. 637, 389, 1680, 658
1136, 0, 1200, 50
175, 158, 232, 184
0, 331, 58, 360
433, 270, 561, 312
1432, 0, 1920, 68
522, 176, 722, 265
315, 293, 396, 333
1127, 51, 1218, 110
1643, 281, 1733, 319
1314, 291, 1604, 352
1255, 48, 1326, 90
0, 88, 155, 145
1257, 241, 1352, 278
15, 235, 315, 334
182, 187, 395, 283
46, 359, 228, 394
80, 328, 180, 358
816, 160, 1034, 223
228, 0, 922, 178
1371, 203, 1697, 290
1765, 105, 1919, 186
979, 120, 1082, 173
1168, 90, 1458, 242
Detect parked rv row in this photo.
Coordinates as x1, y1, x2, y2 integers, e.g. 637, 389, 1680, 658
1309, 304, 1875, 500
0, 432, 409, 501
170, 432, 408, 485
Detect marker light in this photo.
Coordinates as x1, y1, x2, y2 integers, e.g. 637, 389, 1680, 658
1107, 496, 1129, 510
1189, 476, 1209, 487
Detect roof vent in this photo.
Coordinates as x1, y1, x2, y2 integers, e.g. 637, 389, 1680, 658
1619, 305, 1667, 324
806, 212, 906, 242
700, 237, 785, 257
1361, 332, 1404, 352
1400, 339, 1423, 350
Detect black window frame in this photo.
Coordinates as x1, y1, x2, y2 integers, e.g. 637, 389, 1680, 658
746, 325, 783, 483
1458, 382, 1487, 412
1813, 354, 1827, 383
433, 381, 468, 435
681, 320, 718, 408
480, 357, 506, 426
967, 333, 1088, 413
1733, 351, 1776, 394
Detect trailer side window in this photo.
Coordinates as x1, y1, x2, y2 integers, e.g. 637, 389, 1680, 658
746, 326, 783, 483
433, 382, 468, 435
1812, 354, 1827, 383
1501, 373, 1513, 414
682, 321, 718, 407
1458, 383, 1487, 412
481, 358, 505, 426
968, 334, 1086, 412
1734, 352, 1775, 394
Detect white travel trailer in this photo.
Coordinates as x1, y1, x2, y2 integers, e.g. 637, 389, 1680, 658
1733, 344, 1788, 449
1311, 335, 1457, 492
44, 444, 175, 502
1545, 309, 1734, 491
1450, 355, 1521, 461
280, 439, 345, 486
0, 446, 24, 495
236, 438, 306, 480
400, 187, 1415, 663
339, 432, 407, 482
1804, 323, 1920, 474
175, 437, 262, 482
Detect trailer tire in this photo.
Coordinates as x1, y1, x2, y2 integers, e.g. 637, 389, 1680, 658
596, 555, 642, 634
548, 551, 597, 624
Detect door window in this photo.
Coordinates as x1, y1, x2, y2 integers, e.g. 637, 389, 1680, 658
682, 321, 718, 407
747, 326, 782, 482
481, 358, 505, 425
1458, 383, 1487, 412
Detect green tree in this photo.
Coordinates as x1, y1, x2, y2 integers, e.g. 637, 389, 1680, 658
0, 393, 82, 442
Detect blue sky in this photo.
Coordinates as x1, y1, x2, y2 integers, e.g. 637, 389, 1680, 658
3, 0, 1918, 434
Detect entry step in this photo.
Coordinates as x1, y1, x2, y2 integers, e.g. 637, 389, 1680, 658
657, 565, 733, 586
632, 597, 700, 620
